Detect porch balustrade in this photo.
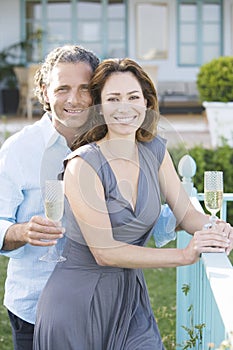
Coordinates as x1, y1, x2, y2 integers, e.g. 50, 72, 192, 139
176, 155, 233, 350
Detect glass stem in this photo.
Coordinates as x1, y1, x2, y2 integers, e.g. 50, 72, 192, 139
210, 214, 218, 228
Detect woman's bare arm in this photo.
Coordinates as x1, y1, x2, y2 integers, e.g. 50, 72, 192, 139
64, 156, 230, 269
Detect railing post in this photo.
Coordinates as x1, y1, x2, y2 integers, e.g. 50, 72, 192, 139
176, 155, 199, 349
176, 155, 233, 350
178, 154, 197, 197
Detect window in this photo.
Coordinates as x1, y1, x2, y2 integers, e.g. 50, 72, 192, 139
24, 0, 127, 62
136, 2, 168, 60
76, 0, 103, 57
177, 0, 223, 66
107, 0, 126, 58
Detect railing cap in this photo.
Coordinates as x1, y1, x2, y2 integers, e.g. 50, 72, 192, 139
178, 155, 196, 178
178, 155, 197, 196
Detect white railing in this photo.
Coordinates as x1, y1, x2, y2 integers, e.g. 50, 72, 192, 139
176, 155, 233, 350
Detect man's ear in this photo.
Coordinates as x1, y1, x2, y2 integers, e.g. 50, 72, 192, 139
42, 84, 49, 103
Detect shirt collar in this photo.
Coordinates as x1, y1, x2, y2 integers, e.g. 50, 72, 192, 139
40, 113, 67, 149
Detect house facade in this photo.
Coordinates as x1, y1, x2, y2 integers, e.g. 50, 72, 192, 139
1, 0, 233, 85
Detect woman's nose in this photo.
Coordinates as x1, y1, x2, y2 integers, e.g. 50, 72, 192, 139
116, 102, 130, 112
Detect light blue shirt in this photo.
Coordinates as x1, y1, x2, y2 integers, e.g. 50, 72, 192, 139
152, 204, 177, 247
0, 114, 70, 324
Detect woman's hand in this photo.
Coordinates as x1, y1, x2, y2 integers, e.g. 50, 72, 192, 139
183, 222, 231, 264
224, 224, 233, 256
214, 221, 233, 256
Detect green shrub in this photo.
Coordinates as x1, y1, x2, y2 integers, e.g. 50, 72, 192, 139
196, 56, 233, 102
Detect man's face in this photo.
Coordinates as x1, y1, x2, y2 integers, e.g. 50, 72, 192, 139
43, 62, 93, 129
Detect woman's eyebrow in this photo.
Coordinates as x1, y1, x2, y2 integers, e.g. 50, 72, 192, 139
106, 90, 140, 96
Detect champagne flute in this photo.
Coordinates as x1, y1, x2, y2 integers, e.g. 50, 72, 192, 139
204, 171, 223, 228
39, 180, 66, 262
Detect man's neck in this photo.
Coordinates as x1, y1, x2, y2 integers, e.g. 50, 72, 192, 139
52, 118, 78, 148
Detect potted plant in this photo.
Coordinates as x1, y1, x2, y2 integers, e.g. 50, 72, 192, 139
0, 41, 28, 115
0, 30, 43, 115
0, 45, 20, 114
196, 56, 233, 148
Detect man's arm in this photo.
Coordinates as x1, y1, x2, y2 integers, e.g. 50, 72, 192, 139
2, 223, 27, 251
2, 216, 65, 251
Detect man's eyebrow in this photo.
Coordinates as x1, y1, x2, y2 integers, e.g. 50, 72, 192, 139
54, 84, 69, 90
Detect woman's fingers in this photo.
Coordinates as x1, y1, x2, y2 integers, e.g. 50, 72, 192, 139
194, 229, 230, 252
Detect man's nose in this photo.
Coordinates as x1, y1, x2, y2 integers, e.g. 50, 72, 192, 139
67, 90, 82, 104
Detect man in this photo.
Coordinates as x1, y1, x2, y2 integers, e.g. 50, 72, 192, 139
0, 45, 99, 350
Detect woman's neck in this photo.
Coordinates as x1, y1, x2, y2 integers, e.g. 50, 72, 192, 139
99, 134, 138, 161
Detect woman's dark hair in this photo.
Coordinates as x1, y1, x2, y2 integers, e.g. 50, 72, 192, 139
72, 58, 160, 150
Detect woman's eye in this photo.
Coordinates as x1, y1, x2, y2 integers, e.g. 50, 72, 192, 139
129, 95, 140, 100
107, 97, 119, 102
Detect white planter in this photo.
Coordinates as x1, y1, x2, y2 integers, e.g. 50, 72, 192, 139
203, 101, 233, 148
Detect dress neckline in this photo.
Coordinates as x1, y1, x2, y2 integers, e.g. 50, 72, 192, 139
92, 142, 142, 215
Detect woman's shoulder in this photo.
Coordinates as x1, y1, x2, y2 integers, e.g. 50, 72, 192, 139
64, 143, 108, 184
140, 135, 167, 165
67, 143, 99, 162
65, 143, 105, 175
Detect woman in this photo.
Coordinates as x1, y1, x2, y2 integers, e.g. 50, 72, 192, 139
33, 58, 231, 350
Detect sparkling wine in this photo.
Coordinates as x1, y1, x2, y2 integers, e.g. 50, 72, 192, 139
45, 200, 64, 221
40, 180, 66, 263
204, 190, 223, 215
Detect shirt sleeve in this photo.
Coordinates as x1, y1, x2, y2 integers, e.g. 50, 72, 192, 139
152, 204, 177, 247
0, 141, 25, 257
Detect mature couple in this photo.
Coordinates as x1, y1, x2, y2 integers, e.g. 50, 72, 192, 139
0, 45, 232, 350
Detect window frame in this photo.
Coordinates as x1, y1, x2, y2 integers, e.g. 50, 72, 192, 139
177, 0, 223, 67
21, 0, 128, 62
135, 1, 169, 61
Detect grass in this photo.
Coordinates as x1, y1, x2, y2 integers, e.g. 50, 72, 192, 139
0, 239, 177, 350
144, 239, 177, 349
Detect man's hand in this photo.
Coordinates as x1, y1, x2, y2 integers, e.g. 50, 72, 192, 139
3, 216, 65, 251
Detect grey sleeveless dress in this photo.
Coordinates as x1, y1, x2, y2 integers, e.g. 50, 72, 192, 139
33, 136, 166, 350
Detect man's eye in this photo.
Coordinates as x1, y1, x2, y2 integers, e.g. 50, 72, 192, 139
57, 87, 67, 92
80, 86, 89, 92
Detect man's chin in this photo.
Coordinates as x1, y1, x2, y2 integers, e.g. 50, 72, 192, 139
54, 114, 89, 129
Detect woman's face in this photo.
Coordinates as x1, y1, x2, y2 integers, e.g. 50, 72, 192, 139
100, 72, 147, 137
